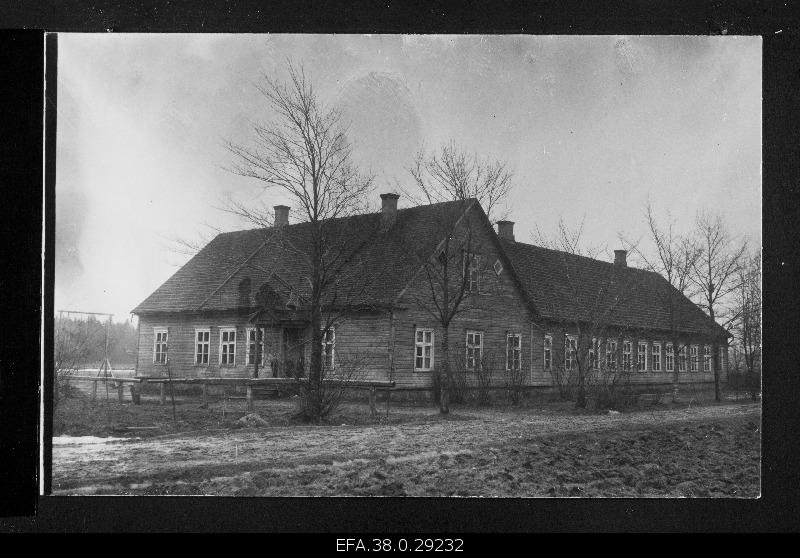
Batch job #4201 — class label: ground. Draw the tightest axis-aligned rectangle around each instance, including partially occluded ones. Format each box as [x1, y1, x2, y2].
[52, 389, 761, 497]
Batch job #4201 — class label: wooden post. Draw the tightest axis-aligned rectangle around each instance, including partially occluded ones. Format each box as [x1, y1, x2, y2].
[160, 382, 166, 405]
[201, 383, 208, 408]
[246, 385, 254, 412]
[91, 379, 97, 401]
[117, 382, 124, 403]
[369, 386, 376, 418]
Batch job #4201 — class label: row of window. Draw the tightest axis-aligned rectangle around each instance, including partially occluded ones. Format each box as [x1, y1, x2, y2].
[413, 328, 522, 372]
[543, 335, 723, 373]
[152, 327, 335, 368]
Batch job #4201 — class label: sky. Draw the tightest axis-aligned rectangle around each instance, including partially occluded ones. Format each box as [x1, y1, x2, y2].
[55, 34, 761, 323]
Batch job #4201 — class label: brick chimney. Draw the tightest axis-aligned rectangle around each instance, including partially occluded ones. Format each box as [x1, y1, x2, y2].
[614, 249, 628, 268]
[497, 220, 515, 241]
[380, 193, 399, 230]
[273, 205, 290, 228]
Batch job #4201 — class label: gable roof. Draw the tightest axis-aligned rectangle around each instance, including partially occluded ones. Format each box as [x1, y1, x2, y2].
[132, 199, 472, 315]
[499, 239, 729, 338]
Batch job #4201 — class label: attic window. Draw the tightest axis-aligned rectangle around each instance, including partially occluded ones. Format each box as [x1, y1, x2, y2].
[493, 259, 503, 275]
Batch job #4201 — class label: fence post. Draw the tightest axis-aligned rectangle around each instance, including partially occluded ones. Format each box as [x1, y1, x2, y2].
[246, 385, 254, 412]
[160, 382, 166, 405]
[369, 386, 376, 418]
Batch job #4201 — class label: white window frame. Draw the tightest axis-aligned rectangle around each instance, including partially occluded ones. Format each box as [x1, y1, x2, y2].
[543, 334, 552, 371]
[564, 335, 577, 371]
[622, 340, 632, 371]
[665, 343, 674, 372]
[506, 333, 521, 371]
[606, 339, 617, 370]
[703, 345, 711, 372]
[690, 345, 699, 372]
[466, 330, 483, 370]
[322, 327, 336, 370]
[637, 341, 648, 372]
[414, 328, 434, 372]
[153, 327, 168, 365]
[195, 328, 210, 366]
[463, 251, 480, 293]
[678, 345, 687, 372]
[652, 342, 661, 372]
[219, 327, 237, 366]
[588, 338, 599, 371]
[246, 327, 265, 366]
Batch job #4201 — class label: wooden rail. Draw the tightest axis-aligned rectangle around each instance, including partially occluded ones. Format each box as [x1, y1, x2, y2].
[67, 375, 395, 416]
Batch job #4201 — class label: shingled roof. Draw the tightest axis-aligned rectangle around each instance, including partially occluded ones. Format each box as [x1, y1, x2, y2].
[132, 199, 471, 315]
[499, 239, 729, 338]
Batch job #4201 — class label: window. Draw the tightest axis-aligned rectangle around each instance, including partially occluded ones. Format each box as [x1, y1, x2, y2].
[463, 252, 480, 292]
[622, 340, 632, 371]
[606, 339, 617, 370]
[415, 328, 434, 371]
[637, 341, 647, 372]
[466, 330, 483, 369]
[544, 334, 552, 370]
[153, 328, 168, 364]
[690, 345, 699, 372]
[506, 334, 521, 371]
[246, 327, 265, 366]
[322, 327, 336, 370]
[665, 343, 674, 372]
[678, 345, 687, 372]
[589, 338, 599, 370]
[493, 259, 503, 275]
[652, 343, 661, 372]
[195, 328, 210, 365]
[564, 336, 577, 371]
[703, 345, 711, 372]
[219, 328, 236, 366]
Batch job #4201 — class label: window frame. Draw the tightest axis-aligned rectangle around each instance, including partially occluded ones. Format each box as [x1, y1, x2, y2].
[606, 339, 618, 370]
[665, 343, 674, 372]
[195, 327, 210, 366]
[678, 344, 687, 372]
[246, 327, 265, 366]
[543, 334, 553, 371]
[652, 342, 661, 372]
[637, 341, 648, 372]
[465, 330, 484, 370]
[506, 333, 522, 372]
[462, 251, 480, 293]
[690, 344, 699, 372]
[153, 327, 168, 365]
[564, 335, 577, 371]
[219, 327, 237, 367]
[703, 345, 712, 372]
[414, 328, 434, 372]
[588, 338, 599, 371]
[622, 340, 632, 371]
[322, 326, 336, 371]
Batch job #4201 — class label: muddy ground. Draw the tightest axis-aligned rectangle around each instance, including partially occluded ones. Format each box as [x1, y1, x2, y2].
[52, 394, 760, 497]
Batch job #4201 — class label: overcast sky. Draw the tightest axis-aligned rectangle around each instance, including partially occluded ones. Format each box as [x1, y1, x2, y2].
[56, 34, 761, 322]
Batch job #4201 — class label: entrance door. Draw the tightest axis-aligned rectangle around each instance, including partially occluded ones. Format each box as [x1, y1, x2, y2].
[282, 328, 306, 377]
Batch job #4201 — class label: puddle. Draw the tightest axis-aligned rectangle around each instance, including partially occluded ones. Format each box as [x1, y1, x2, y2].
[53, 435, 138, 445]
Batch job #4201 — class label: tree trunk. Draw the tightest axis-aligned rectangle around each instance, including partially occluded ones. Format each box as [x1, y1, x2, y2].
[439, 325, 450, 414]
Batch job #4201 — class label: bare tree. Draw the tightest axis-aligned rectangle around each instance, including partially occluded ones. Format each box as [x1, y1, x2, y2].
[54, 316, 102, 407]
[403, 141, 513, 223]
[689, 211, 747, 401]
[398, 143, 514, 413]
[620, 202, 702, 402]
[532, 216, 607, 259]
[732, 249, 761, 400]
[226, 62, 373, 422]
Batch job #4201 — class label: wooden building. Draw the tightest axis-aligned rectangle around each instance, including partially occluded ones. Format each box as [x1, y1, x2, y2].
[133, 194, 729, 393]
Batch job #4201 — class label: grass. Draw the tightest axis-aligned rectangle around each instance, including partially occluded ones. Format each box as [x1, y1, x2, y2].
[52, 391, 760, 497]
